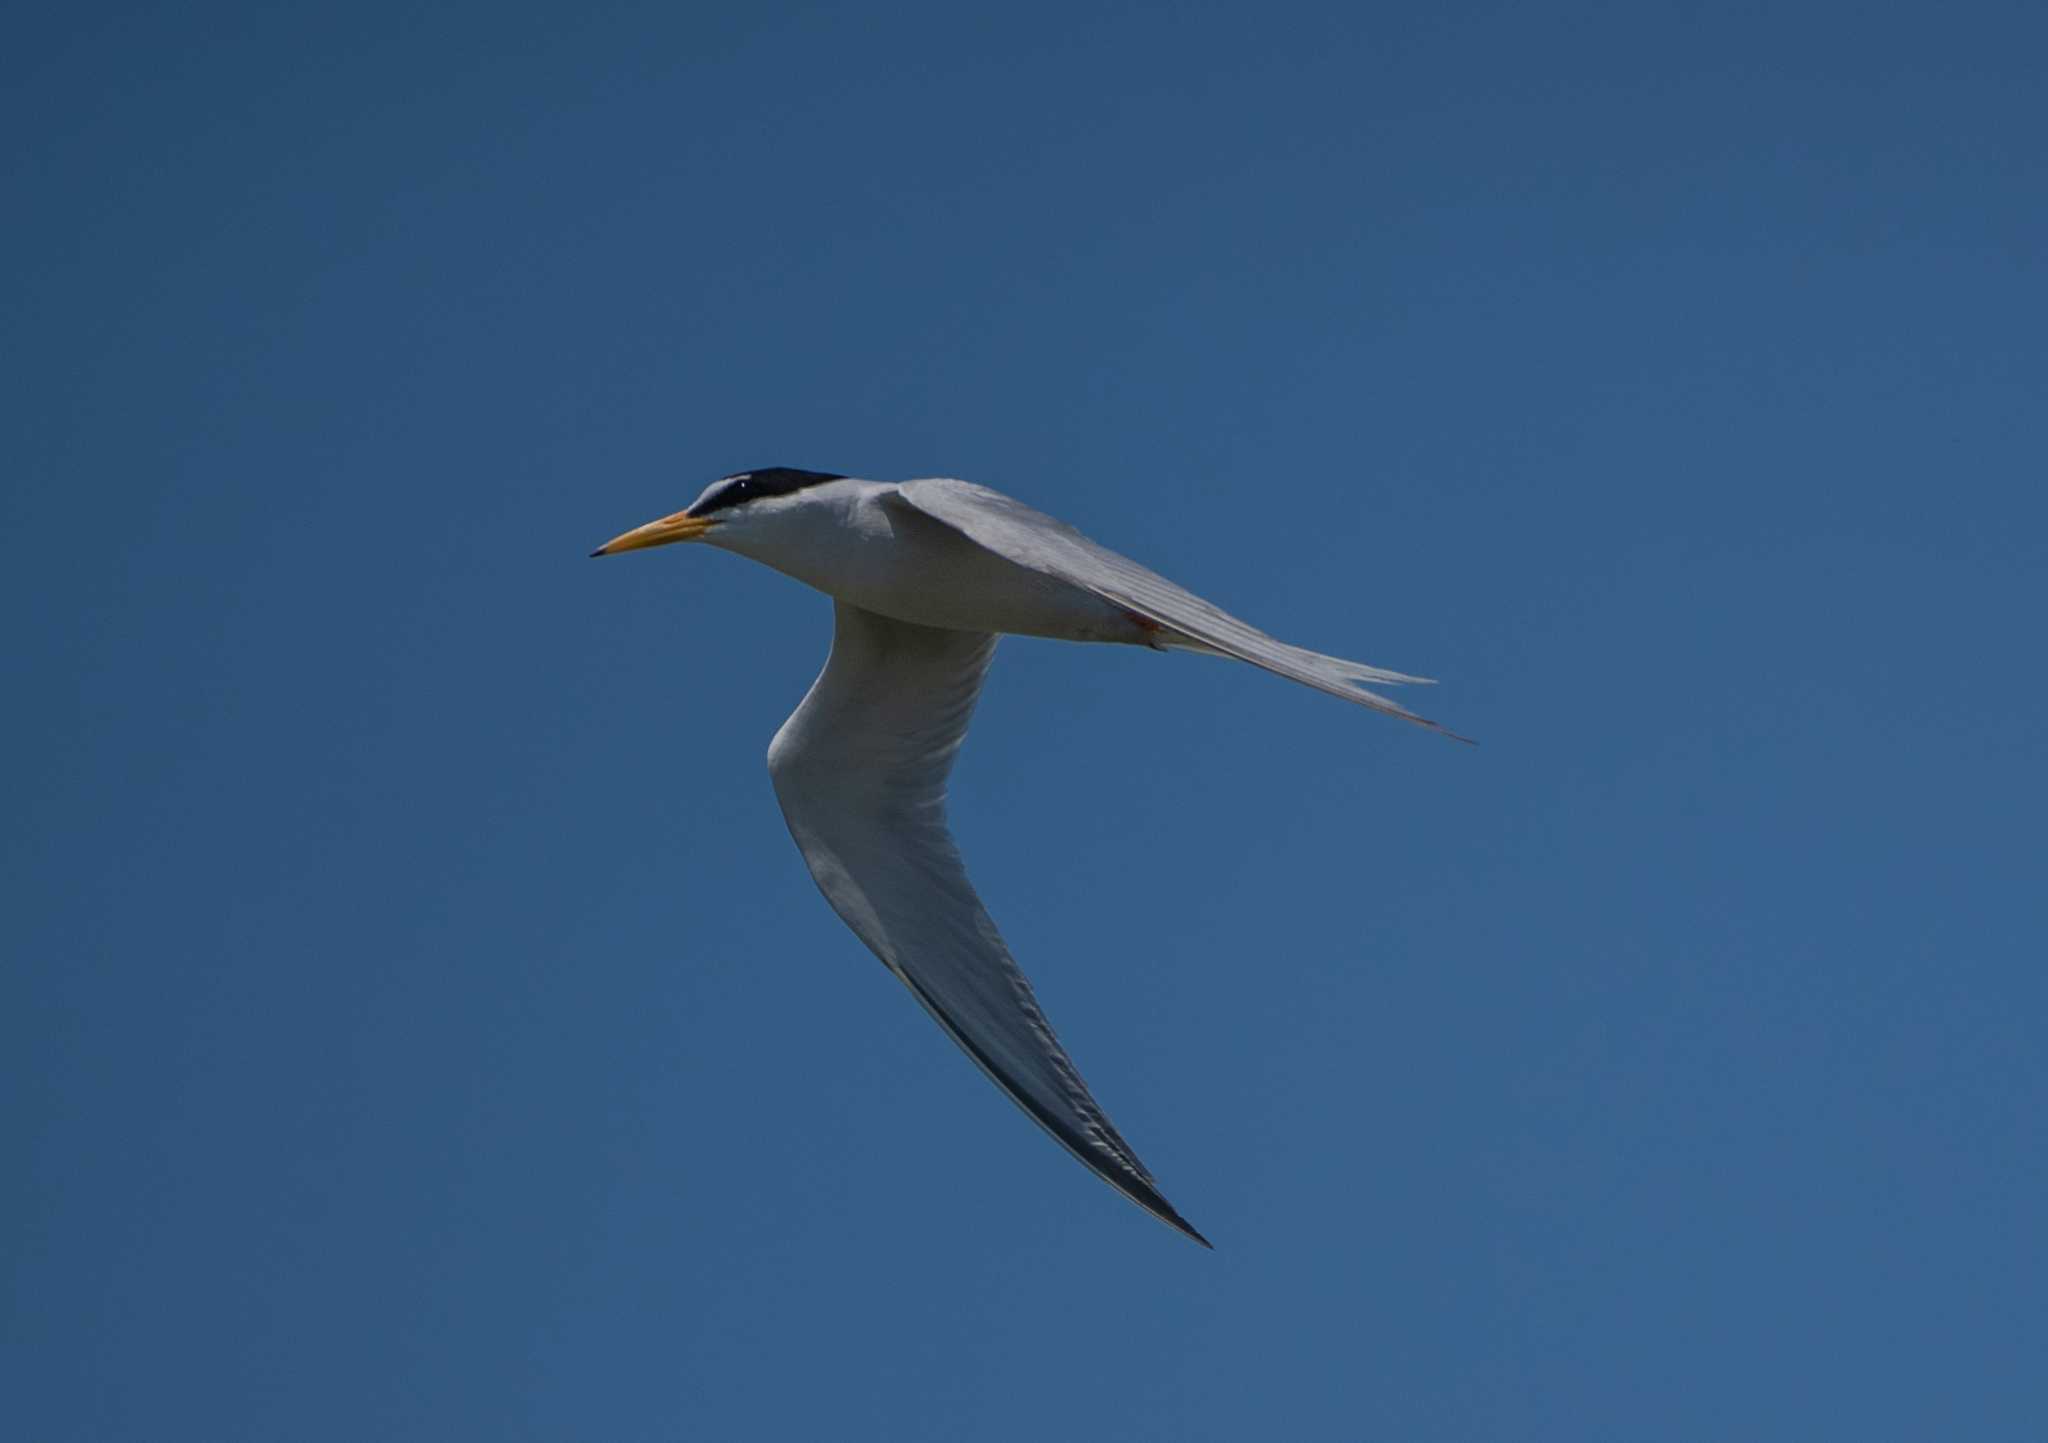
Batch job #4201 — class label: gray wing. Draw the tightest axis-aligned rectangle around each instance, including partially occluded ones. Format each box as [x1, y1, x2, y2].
[890, 478, 1468, 741]
[767, 601, 1209, 1247]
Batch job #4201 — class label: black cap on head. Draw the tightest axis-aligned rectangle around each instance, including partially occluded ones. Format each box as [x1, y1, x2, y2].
[687, 467, 846, 518]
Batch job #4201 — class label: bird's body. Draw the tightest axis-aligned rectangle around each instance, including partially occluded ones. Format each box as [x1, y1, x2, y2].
[595, 470, 1461, 1247]
[709, 477, 1154, 643]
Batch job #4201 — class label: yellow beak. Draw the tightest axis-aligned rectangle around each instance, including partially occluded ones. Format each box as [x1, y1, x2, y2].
[590, 509, 718, 557]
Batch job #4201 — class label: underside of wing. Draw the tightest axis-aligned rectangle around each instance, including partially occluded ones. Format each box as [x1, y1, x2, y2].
[889, 479, 1469, 741]
[767, 601, 1210, 1247]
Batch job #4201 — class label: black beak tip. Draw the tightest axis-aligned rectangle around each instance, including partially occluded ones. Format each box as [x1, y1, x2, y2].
[588, 546, 607, 558]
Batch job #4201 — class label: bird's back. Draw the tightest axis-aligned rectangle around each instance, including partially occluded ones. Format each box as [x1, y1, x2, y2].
[732, 480, 1155, 644]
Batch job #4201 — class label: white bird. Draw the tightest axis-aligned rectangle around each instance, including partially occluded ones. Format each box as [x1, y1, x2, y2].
[593, 469, 1463, 1246]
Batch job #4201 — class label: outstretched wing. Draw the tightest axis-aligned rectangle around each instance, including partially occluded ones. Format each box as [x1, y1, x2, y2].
[889, 479, 1469, 740]
[767, 601, 1210, 1247]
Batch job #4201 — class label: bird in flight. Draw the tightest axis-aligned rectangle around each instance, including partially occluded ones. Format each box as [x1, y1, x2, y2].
[593, 468, 1463, 1246]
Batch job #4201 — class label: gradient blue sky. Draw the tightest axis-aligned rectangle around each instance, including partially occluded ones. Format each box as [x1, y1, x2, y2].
[6, 2, 2044, 1438]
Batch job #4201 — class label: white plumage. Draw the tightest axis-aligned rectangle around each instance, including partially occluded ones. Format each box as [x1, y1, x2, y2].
[594, 471, 1463, 1246]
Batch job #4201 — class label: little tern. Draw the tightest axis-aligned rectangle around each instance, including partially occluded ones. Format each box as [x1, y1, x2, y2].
[593, 469, 1463, 1246]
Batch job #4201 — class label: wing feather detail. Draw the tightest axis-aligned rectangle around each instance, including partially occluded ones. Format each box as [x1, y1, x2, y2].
[890, 479, 1469, 741]
[767, 601, 1210, 1247]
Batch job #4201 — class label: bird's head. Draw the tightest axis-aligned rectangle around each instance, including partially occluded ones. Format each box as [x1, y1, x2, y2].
[590, 467, 848, 557]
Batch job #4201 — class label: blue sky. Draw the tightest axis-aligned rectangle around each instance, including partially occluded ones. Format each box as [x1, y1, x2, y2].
[6, 2, 2044, 1438]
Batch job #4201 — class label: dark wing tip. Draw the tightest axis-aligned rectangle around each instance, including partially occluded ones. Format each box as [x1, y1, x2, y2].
[1113, 1161, 1212, 1248]
[1116, 1162, 1211, 1247]
[1156, 1200, 1215, 1249]
[896, 969, 1212, 1249]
